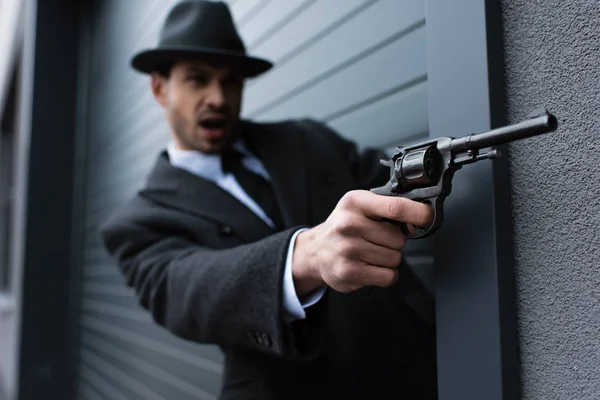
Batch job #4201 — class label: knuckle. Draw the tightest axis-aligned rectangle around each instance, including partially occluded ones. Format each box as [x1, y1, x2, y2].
[379, 269, 397, 287]
[392, 228, 407, 248]
[335, 215, 358, 237]
[388, 269, 399, 285]
[337, 264, 358, 283]
[397, 234, 407, 250]
[338, 190, 361, 210]
[381, 268, 399, 287]
[337, 241, 356, 258]
[388, 199, 407, 222]
[391, 251, 402, 267]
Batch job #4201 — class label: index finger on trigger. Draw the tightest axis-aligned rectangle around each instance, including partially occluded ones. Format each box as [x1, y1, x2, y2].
[359, 192, 433, 227]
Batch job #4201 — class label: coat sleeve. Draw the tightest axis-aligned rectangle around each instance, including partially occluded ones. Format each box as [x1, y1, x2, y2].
[301, 119, 436, 326]
[99, 204, 326, 361]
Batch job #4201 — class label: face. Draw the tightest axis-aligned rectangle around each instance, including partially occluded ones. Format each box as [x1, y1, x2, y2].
[151, 59, 245, 154]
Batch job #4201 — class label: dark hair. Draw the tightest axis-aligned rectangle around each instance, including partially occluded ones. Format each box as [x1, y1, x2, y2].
[154, 61, 174, 78]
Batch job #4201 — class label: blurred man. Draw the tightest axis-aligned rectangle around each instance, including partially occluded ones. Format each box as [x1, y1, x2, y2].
[101, 1, 438, 399]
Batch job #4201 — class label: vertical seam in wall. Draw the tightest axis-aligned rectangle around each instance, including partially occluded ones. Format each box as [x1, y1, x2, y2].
[69, 3, 97, 397]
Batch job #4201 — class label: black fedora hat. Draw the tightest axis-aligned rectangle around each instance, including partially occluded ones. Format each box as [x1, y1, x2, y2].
[131, 0, 273, 77]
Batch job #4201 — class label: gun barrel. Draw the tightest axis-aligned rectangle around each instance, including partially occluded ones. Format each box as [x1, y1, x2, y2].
[449, 109, 557, 153]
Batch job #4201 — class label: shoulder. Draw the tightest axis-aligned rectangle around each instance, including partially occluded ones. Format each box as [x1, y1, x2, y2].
[241, 117, 350, 148]
[99, 192, 185, 241]
[242, 116, 331, 131]
[98, 195, 157, 236]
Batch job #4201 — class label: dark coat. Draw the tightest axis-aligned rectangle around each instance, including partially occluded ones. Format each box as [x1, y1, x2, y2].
[100, 119, 438, 400]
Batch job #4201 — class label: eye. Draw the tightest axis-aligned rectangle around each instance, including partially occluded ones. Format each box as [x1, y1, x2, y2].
[187, 75, 207, 85]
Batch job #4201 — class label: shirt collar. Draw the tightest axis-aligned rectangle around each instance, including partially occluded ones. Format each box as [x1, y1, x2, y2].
[166, 138, 259, 183]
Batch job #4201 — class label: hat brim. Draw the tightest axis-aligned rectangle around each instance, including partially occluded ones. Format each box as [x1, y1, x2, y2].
[131, 46, 273, 78]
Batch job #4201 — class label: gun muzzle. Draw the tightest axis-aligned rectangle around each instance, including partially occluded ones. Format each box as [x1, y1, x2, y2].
[449, 108, 558, 153]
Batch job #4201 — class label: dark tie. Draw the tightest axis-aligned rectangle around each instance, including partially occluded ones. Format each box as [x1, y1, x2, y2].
[221, 150, 284, 230]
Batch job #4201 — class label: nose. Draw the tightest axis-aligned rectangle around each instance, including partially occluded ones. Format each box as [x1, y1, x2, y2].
[205, 80, 226, 109]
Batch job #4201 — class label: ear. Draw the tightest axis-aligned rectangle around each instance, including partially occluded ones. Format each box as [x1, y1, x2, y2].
[150, 73, 168, 107]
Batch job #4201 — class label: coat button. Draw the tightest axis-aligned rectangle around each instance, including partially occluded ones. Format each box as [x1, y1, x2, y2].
[248, 332, 273, 348]
[260, 333, 272, 348]
[219, 225, 233, 236]
[323, 175, 334, 185]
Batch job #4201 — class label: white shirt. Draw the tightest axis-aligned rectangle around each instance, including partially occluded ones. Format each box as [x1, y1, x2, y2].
[166, 140, 326, 321]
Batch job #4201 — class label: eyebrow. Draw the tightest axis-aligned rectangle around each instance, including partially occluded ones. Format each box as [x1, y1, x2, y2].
[184, 67, 210, 75]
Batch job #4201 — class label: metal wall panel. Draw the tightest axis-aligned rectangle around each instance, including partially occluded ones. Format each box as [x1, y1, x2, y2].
[426, 1, 518, 398]
[73, 0, 430, 398]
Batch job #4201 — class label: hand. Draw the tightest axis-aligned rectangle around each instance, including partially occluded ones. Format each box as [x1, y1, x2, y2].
[292, 190, 433, 295]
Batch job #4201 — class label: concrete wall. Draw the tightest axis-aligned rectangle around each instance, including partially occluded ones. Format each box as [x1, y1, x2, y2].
[501, 0, 600, 398]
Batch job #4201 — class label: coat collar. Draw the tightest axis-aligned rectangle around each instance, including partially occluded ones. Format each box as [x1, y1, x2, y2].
[139, 120, 309, 241]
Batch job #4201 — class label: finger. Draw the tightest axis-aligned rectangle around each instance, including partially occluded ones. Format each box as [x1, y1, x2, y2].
[406, 223, 417, 238]
[360, 265, 398, 288]
[361, 219, 407, 251]
[343, 190, 433, 227]
[384, 197, 433, 227]
[353, 241, 402, 268]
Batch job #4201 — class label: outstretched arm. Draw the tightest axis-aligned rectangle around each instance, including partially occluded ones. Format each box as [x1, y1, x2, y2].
[100, 204, 326, 361]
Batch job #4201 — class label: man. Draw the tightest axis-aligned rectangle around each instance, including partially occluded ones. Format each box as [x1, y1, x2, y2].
[101, 1, 438, 399]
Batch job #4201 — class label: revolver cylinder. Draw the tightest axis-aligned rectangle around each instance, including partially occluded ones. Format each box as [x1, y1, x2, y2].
[394, 145, 442, 192]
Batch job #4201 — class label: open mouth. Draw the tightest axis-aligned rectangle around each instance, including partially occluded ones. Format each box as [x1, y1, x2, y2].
[199, 117, 228, 139]
[200, 118, 227, 129]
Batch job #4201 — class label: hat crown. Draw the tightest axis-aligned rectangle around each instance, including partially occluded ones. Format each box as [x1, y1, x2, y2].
[159, 0, 246, 53]
[130, 0, 273, 77]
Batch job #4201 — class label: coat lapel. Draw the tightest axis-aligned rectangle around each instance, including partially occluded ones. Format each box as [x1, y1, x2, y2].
[241, 120, 309, 228]
[139, 120, 311, 242]
[139, 151, 274, 242]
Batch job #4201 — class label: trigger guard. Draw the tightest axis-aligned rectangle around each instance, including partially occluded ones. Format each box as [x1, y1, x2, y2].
[409, 197, 444, 239]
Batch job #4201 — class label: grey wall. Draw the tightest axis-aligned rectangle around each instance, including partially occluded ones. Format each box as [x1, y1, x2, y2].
[501, 0, 600, 398]
[73, 0, 429, 398]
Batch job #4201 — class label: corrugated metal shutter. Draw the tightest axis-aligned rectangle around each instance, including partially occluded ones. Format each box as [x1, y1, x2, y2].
[74, 1, 430, 398]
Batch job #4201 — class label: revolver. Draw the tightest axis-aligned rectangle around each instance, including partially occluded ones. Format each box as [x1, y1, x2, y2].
[371, 108, 558, 239]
